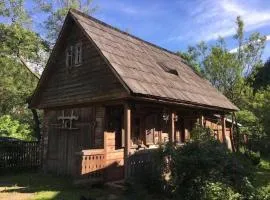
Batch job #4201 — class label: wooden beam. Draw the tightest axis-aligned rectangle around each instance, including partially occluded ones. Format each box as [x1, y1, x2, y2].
[199, 115, 204, 127]
[124, 103, 131, 179]
[170, 112, 175, 143]
[221, 114, 226, 143]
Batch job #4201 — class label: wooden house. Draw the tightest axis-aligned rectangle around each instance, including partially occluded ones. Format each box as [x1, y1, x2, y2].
[29, 9, 238, 182]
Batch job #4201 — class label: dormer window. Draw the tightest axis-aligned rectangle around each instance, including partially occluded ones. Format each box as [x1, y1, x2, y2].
[66, 42, 82, 67]
[157, 62, 178, 76]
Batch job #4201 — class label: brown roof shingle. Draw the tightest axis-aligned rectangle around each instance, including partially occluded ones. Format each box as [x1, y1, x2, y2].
[70, 9, 238, 111]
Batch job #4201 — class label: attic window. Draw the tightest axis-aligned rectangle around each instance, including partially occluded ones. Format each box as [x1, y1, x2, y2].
[157, 62, 178, 76]
[66, 42, 82, 67]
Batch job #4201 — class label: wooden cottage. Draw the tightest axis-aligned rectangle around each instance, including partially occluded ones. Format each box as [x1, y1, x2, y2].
[30, 9, 238, 182]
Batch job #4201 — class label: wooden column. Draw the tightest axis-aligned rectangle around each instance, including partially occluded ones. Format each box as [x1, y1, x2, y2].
[124, 103, 131, 179]
[199, 115, 204, 127]
[221, 114, 226, 143]
[170, 112, 175, 143]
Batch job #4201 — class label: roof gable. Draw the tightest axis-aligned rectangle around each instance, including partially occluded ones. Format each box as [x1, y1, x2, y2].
[30, 13, 129, 108]
[70, 9, 238, 111]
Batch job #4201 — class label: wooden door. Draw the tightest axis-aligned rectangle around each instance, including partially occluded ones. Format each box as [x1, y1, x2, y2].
[57, 130, 80, 175]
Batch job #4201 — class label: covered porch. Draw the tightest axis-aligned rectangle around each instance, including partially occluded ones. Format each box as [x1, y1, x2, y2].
[74, 100, 231, 182]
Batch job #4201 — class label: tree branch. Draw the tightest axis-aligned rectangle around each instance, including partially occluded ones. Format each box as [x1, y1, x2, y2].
[18, 55, 40, 79]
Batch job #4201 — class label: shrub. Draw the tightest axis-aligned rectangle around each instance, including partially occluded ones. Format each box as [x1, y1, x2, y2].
[245, 150, 261, 165]
[0, 115, 33, 140]
[136, 127, 260, 199]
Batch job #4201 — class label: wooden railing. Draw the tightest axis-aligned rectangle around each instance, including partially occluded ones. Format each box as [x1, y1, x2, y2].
[75, 149, 105, 181]
[127, 149, 156, 178]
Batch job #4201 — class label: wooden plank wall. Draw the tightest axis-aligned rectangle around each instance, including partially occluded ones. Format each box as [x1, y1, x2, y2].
[43, 106, 105, 175]
[36, 18, 127, 108]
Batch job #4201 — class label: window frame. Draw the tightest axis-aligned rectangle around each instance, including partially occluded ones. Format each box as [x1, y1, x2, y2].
[66, 42, 83, 68]
[74, 42, 82, 66]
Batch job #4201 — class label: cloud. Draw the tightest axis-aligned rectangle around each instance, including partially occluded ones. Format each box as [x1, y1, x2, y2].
[229, 34, 270, 53]
[170, 0, 270, 42]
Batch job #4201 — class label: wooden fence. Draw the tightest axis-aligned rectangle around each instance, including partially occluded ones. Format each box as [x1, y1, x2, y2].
[127, 149, 156, 178]
[0, 141, 41, 170]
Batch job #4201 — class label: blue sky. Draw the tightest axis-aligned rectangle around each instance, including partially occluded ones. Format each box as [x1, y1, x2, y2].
[91, 0, 270, 60]
[3, 0, 270, 60]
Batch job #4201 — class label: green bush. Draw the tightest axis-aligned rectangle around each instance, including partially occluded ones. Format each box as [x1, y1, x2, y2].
[0, 115, 33, 140]
[245, 150, 261, 166]
[136, 130, 261, 199]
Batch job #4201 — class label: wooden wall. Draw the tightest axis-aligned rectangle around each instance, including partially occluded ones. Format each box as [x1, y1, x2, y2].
[34, 18, 127, 108]
[42, 106, 105, 175]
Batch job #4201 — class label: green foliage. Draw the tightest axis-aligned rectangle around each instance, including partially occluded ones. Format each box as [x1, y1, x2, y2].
[0, 0, 31, 26]
[252, 59, 270, 90]
[0, 115, 33, 140]
[190, 123, 214, 142]
[34, 0, 98, 42]
[177, 51, 202, 74]
[137, 131, 262, 199]
[245, 150, 261, 166]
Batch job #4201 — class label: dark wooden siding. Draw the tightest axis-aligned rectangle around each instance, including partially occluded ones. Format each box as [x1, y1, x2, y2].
[43, 106, 105, 175]
[36, 19, 127, 108]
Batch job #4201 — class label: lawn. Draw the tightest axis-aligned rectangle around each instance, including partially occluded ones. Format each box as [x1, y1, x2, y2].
[0, 171, 157, 200]
[253, 156, 270, 198]
[0, 172, 120, 200]
[0, 157, 269, 200]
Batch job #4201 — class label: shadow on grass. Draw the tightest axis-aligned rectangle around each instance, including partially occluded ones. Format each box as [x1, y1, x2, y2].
[253, 156, 270, 188]
[0, 172, 110, 200]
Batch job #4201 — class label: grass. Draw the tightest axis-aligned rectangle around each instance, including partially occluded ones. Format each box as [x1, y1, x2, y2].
[0, 171, 156, 200]
[1, 157, 269, 200]
[253, 156, 270, 198]
[0, 172, 114, 200]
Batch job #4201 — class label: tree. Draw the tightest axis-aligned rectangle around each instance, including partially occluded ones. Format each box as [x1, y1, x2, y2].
[252, 58, 270, 90]
[34, 0, 98, 43]
[178, 16, 267, 152]
[0, 0, 48, 140]
[178, 17, 266, 107]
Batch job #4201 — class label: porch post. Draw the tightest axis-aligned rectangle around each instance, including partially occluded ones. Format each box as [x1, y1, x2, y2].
[124, 103, 131, 179]
[170, 112, 175, 143]
[221, 114, 226, 143]
[199, 115, 204, 127]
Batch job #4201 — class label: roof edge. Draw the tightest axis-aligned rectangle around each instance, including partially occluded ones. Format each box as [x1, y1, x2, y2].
[69, 9, 132, 95]
[131, 93, 239, 112]
[69, 9, 184, 60]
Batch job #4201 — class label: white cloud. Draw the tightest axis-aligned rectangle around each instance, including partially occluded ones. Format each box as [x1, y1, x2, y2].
[229, 34, 270, 53]
[171, 0, 270, 42]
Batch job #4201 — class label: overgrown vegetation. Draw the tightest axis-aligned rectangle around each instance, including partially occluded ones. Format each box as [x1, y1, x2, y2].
[136, 127, 270, 200]
[178, 16, 270, 156]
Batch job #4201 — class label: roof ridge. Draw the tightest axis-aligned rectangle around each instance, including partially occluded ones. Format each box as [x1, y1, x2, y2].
[69, 8, 183, 60]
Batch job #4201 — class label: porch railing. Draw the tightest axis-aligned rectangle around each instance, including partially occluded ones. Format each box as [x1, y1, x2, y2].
[127, 149, 156, 178]
[75, 149, 105, 181]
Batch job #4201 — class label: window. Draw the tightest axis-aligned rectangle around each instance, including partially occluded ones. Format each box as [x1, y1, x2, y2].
[66, 46, 73, 67]
[157, 62, 179, 76]
[66, 42, 82, 67]
[75, 43, 82, 65]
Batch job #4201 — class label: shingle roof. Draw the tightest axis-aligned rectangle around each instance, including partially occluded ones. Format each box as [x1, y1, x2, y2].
[70, 9, 238, 111]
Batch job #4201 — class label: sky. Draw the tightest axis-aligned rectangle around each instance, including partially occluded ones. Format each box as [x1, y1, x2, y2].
[2, 0, 270, 60]
[89, 0, 270, 60]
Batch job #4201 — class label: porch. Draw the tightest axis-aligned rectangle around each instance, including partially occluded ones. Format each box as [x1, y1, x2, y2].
[73, 101, 230, 182]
